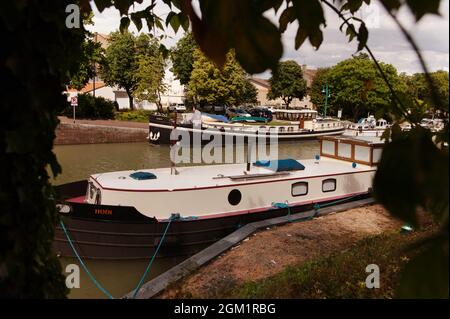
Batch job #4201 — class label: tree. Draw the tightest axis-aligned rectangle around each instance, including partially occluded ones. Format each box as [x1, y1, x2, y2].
[238, 79, 258, 105]
[170, 32, 196, 85]
[326, 53, 405, 121]
[68, 37, 103, 90]
[187, 49, 251, 106]
[134, 53, 167, 111]
[3, 0, 447, 298]
[267, 60, 307, 108]
[406, 70, 449, 111]
[100, 32, 163, 110]
[310, 67, 331, 114]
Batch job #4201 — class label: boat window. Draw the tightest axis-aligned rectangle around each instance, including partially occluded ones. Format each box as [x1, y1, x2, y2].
[292, 182, 308, 196]
[322, 178, 337, 192]
[228, 189, 242, 206]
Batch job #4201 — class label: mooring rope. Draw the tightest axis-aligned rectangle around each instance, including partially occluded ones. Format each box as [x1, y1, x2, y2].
[313, 194, 362, 216]
[131, 215, 176, 299]
[59, 220, 115, 299]
[60, 214, 176, 299]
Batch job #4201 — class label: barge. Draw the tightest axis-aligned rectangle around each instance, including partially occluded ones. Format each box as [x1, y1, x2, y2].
[54, 136, 383, 259]
[148, 109, 345, 145]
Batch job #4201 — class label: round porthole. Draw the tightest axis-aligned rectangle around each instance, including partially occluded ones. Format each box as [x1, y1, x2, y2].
[228, 189, 242, 206]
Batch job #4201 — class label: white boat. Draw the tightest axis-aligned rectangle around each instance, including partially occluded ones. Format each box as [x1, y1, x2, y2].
[54, 135, 383, 259]
[148, 109, 345, 145]
[345, 115, 389, 137]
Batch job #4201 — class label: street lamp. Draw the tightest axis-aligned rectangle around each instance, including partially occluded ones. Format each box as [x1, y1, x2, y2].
[321, 83, 331, 118]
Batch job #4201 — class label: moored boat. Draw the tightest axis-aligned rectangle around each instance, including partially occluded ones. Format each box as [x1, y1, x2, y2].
[344, 115, 390, 137]
[54, 136, 383, 259]
[148, 109, 345, 145]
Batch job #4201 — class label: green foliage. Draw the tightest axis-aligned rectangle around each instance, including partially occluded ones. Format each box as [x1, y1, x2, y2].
[187, 49, 254, 106]
[170, 33, 197, 85]
[239, 80, 259, 105]
[325, 53, 405, 121]
[0, 0, 88, 297]
[100, 32, 164, 110]
[134, 52, 166, 110]
[60, 94, 115, 119]
[310, 67, 331, 114]
[68, 36, 103, 90]
[267, 60, 307, 108]
[404, 71, 449, 111]
[221, 228, 439, 298]
[115, 110, 155, 122]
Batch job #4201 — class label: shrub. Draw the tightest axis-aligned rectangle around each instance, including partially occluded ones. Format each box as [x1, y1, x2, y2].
[61, 93, 115, 119]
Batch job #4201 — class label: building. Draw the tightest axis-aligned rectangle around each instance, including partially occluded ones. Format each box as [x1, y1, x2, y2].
[249, 65, 317, 109]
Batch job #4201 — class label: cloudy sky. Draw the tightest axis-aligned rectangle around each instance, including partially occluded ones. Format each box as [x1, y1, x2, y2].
[87, 0, 449, 77]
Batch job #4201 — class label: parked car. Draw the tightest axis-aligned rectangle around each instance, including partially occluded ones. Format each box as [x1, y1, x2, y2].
[248, 108, 273, 122]
[168, 103, 186, 112]
[226, 107, 251, 119]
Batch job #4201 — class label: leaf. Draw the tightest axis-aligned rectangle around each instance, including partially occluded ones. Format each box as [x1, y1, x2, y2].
[295, 28, 308, 50]
[120, 16, 130, 33]
[291, 0, 325, 50]
[165, 11, 176, 27]
[235, 16, 283, 74]
[346, 25, 357, 42]
[168, 13, 181, 33]
[356, 22, 368, 51]
[279, 7, 296, 33]
[405, 0, 441, 21]
[93, 0, 113, 12]
[130, 12, 142, 31]
[342, 0, 365, 14]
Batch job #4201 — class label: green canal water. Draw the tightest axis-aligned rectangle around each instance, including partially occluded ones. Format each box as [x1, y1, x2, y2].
[52, 140, 320, 298]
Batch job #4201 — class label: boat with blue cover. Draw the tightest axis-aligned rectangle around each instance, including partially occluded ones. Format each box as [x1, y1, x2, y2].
[54, 136, 382, 259]
[148, 109, 345, 145]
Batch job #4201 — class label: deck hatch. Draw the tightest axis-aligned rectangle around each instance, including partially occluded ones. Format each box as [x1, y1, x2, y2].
[129, 172, 157, 180]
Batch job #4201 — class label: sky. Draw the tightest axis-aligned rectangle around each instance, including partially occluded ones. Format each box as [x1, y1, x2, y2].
[86, 0, 449, 77]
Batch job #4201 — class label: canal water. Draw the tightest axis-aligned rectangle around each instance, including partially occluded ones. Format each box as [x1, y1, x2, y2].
[53, 140, 320, 298]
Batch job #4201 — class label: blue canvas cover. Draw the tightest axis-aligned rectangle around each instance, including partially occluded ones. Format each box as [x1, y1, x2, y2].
[202, 112, 229, 123]
[253, 159, 305, 172]
[129, 171, 157, 180]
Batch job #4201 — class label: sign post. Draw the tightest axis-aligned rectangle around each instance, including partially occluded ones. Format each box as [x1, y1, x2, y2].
[70, 96, 78, 123]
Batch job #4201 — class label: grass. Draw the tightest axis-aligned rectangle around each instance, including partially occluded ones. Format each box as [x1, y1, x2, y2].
[219, 227, 435, 299]
[114, 110, 157, 122]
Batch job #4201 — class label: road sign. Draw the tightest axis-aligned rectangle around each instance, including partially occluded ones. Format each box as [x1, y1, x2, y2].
[70, 96, 78, 107]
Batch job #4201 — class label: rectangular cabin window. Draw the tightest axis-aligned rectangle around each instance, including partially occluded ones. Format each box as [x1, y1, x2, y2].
[292, 182, 308, 196]
[322, 178, 336, 192]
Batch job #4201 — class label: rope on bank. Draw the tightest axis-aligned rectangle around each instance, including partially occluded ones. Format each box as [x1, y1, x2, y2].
[59, 220, 115, 299]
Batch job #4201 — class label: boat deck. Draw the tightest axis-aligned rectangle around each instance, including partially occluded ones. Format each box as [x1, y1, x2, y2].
[91, 158, 374, 192]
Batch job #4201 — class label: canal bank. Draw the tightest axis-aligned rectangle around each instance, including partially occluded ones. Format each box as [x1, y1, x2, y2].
[55, 116, 148, 145]
[155, 204, 412, 299]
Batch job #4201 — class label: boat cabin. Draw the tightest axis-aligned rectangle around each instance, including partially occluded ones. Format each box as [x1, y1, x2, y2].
[319, 136, 384, 166]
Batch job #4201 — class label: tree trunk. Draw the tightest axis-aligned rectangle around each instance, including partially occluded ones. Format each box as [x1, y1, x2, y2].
[125, 88, 134, 110]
